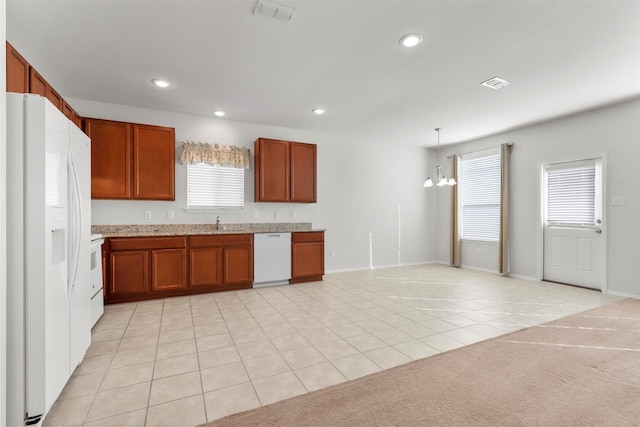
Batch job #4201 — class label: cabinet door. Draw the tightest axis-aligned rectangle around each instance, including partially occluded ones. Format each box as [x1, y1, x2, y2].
[224, 246, 253, 285]
[46, 87, 63, 111]
[110, 250, 148, 297]
[190, 247, 223, 287]
[292, 242, 324, 279]
[71, 113, 82, 129]
[290, 142, 317, 203]
[255, 138, 290, 202]
[85, 119, 132, 199]
[6, 42, 29, 93]
[133, 124, 175, 200]
[62, 102, 73, 120]
[151, 248, 187, 292]
[29, 68, 48, 97]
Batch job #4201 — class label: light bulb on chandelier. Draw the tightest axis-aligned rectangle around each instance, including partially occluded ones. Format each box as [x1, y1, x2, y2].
[423, 128, 456, 188]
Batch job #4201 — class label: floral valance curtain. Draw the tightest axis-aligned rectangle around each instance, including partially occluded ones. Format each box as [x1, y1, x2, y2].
[180, 141, 251, 169]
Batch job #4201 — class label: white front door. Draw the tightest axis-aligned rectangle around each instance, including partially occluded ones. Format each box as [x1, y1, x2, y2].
[542, 158, 604, 290]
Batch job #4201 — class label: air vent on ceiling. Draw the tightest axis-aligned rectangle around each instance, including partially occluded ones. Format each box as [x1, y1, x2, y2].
[481, 76, 510, 90]
[254, 0, 297, 22]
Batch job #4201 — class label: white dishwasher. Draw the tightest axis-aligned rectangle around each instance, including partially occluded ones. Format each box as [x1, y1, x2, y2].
[253, 232, 291, 287]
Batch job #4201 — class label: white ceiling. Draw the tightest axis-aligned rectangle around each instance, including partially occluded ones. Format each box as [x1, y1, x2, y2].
[7, 0, 640, 147]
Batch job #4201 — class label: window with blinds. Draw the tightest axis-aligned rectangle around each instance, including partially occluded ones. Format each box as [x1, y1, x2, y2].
[546, 162, 596, 226]
[460, 151, 501, 241]
[187, 164, 244, 208]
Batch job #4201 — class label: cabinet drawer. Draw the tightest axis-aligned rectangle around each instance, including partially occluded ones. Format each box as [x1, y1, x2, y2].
[110, 237, 186, 251]
[292, 231, 324, 243]
[189, 234, 253, 248]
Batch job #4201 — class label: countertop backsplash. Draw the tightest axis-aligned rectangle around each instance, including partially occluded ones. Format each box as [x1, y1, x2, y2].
[92, 222, 315, 237]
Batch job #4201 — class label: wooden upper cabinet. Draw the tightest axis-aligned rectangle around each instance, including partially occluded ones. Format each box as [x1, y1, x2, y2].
[29, 67, 48, 97]
[28, 68, 63, 110]
[85, 118, 175, 200]
[7, 42, 78, 118]
[85, 119, 132, 199]
[254, 138, 316, 203]
[62, 102, 73, 119]
[46, 87, 63, 111]
[6, 42, 29, 93]
[71, 112, 82, 128]
[290, 142, 317, 203]
[133, 124, 175, 200]
[255, 138, 290, 202]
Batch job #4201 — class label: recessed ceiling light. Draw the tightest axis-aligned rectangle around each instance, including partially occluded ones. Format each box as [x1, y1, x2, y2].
[399, 33, 423, 48]
[151, 79, 171, 88]
[312, 107, 325, 115]
[213, 110, 226, 117]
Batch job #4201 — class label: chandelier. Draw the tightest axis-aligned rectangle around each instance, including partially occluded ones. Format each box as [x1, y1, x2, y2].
[423, 128, 456, 187]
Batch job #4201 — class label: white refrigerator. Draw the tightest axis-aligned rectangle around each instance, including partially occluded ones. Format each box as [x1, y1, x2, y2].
[6, 93, 92, 426]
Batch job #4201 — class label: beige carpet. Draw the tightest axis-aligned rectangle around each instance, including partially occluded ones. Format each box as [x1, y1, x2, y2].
[203, 298, 640, 427]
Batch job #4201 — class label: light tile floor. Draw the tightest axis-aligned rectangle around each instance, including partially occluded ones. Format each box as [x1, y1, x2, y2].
[44, 264, 621, 426]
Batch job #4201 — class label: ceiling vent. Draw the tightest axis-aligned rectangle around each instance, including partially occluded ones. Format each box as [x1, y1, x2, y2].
[254, 0, 297, 22]
[481, 76, 510, 90]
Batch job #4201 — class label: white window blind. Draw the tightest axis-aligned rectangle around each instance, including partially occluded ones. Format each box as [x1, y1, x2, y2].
[546, 163, 595, 226]
[460, 152, 501, 241]
[187, 164, 244, 208]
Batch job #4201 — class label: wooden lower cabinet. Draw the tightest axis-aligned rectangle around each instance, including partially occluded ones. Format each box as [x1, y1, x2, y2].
[105, 234, 253, 303]
[190, 247, 223, 287]
[224, 246, 253, 285]
[109, 250, 148, 298]
[107, 236, 187, 303]
[291, 231, 324, 283]
[189, 234, 253, 289]
[105, 231, 325, 303]
[151, 248, 187, 292]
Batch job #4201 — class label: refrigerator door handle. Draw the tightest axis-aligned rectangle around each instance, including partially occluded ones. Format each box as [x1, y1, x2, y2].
[68, 150, 82, 296]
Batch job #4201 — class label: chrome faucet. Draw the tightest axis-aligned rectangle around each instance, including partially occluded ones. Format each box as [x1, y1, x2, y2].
[215, 216, 221, 231]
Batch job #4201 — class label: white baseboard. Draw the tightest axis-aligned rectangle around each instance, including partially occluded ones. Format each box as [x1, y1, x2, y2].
[604, 289, 640, 299]
[325, 260, 434, 275]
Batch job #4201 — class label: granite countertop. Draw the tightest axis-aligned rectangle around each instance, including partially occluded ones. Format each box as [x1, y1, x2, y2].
[92, 223, 323, 238]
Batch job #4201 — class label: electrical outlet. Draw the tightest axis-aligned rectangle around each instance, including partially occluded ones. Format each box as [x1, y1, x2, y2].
[274, 211, 281, 219]
[330, 249, 335, 257]
[291, 210, 297, 219]
[144, 211, 152, 220]
[167, 210, 175, 219]
[253, 210, 259, 219]
[612, 196, 625, 206]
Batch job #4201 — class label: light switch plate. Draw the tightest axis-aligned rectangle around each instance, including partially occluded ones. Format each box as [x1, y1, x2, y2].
[253, 210, 259, 219]
[167, 210, 175, 219]
[144, 210, 152, 219]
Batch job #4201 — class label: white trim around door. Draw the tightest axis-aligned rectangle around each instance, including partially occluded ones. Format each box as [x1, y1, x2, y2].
[537, 153, 607, 292]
